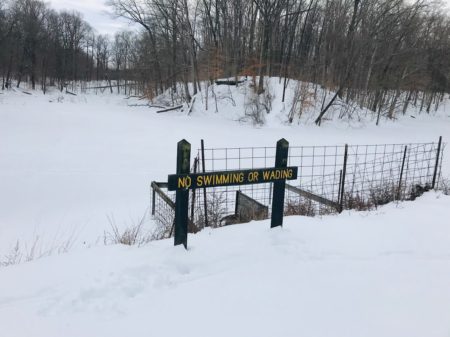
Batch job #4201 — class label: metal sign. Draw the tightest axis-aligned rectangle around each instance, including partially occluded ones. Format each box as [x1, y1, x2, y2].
[168, 167, 298, 191]
[169, 138, 293, 249]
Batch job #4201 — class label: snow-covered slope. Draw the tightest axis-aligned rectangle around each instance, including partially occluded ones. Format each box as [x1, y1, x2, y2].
[169, 77, 450, 127]
[1, 193, 450, 337]
[0, 86, 449, 257]
[1, 82, 450, 337]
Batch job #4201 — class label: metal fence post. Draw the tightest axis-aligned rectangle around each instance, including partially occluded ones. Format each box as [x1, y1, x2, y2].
[339, 144, 348, 213]
[151, 183, 156, 216]
[201, 139, 209, 227]
[337, 169, 342, 205]
[432, 136, 442, 189]
[397, 146, 408, 200]
[271, 138, 289, 228]
[174, 139, 191, 248]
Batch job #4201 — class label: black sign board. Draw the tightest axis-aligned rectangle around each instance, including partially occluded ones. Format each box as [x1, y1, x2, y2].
[168, 167, 298, 191]
[169, 138, 293, 249]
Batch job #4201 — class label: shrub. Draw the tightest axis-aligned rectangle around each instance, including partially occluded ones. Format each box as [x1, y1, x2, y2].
[284, 198, 316, 217]
[104, 213, 153, 246]
[438, 177, 450, 195]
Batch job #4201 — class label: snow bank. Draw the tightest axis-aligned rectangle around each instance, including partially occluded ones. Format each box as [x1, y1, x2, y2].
[1, 193, 450, 337]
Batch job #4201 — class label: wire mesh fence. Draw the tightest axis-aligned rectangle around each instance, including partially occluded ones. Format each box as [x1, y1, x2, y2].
[151, 138, 445, 234]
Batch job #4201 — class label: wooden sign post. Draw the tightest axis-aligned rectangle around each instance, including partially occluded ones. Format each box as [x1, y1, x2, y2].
[174, 139, 191, 248]
[271, 138, 289, 228]
[170, 139, 295, 248]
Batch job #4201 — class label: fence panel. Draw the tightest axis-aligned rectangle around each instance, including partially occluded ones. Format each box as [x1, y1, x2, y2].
[151, 139, 445, 232]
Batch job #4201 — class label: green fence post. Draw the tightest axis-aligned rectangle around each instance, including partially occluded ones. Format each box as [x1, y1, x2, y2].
[271, 138, 289, 228]
[174, 139, 191, 248]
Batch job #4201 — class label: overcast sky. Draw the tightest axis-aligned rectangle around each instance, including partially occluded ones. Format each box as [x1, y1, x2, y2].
[47, 0, 134, 36]
[48, 0, 450, 36]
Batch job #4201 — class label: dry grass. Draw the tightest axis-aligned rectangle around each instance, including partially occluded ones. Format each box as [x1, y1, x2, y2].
[283, 182, 436, 217]
[103, 212, 155, 246]
[284, 198, 317, 217]
[1, 235, 76, 267]
[438, 177, 450, 195]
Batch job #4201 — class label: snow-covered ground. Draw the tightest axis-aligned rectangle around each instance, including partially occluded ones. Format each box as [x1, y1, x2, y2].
[1, 193, 450, 337]
[1, 82, 449, 256]
[0, 80, 450, 336]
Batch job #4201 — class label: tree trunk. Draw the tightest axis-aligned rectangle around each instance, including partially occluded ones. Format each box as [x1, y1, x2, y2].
[315, 0, 361, 125]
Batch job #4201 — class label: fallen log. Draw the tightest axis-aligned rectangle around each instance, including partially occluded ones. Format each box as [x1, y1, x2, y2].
[128, 104, 167, 109]
[215, 80, 245, 86]
[85, 83, 138, 90]
[123, 95, 142, 99]
[156, 105, 183, 113]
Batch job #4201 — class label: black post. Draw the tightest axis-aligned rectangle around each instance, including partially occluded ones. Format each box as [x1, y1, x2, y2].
[432, 136, 442, 189]
[339, 145, 348, 213]
[201, 139, 209, 227]
[271, 139, 289, 228]
[174, 140, 191, 248]
[151, 183, 156, 215]
[397, 146, 408, 200]
[337, 170, 342, 205]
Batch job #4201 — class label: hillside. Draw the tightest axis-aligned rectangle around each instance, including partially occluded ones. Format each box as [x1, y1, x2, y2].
[156, 77, 450, 127]
[1, 193, 450, 337]
[0, 82, 449, 259]
[0, 78, 450, 336]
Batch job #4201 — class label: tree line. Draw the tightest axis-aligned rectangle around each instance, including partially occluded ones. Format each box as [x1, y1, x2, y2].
[106, 0, 450, 122]
[0, 0, 135, 93]
[1, 0, 450, 123]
